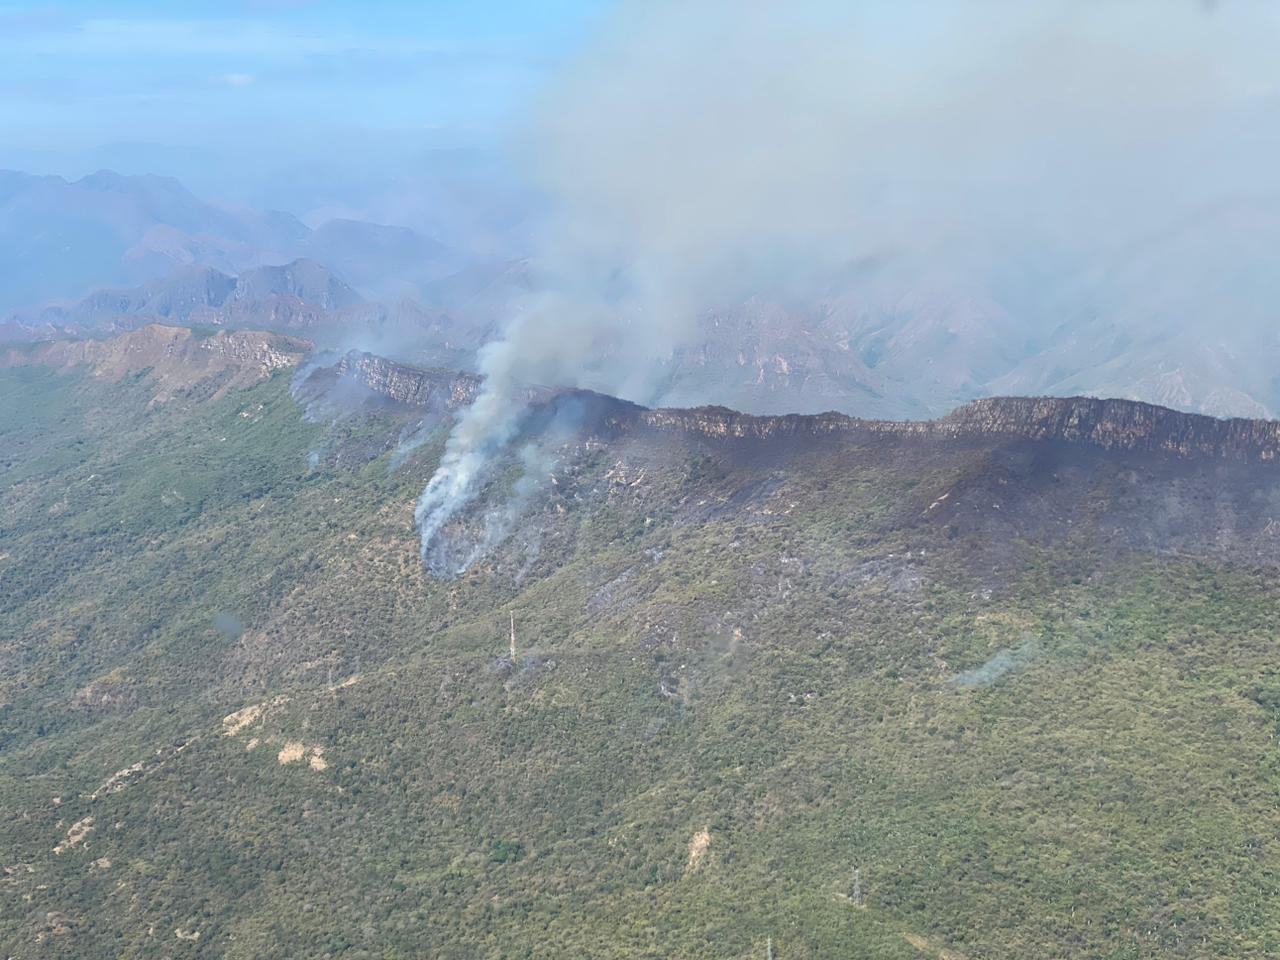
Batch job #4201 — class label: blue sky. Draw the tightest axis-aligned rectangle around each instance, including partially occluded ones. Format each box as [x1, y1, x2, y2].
[0, 1, 607, 204]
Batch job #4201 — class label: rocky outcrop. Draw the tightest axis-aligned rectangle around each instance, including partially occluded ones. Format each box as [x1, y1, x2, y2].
[332, 352, 481, 409]
[631, 406, 855, 440]
[327, 352, 645, 432]
[198, 328, 310, 373]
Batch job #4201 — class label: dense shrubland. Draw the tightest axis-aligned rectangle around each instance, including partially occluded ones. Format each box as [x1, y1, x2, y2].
[2, 366, 1279, 958]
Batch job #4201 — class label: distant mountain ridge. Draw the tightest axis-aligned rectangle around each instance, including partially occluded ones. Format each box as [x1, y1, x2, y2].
[0, 255, 502, 380]
[0, 168, 464, 312]
[10, 259, 358, 324]
[5, 167, 1279, 424]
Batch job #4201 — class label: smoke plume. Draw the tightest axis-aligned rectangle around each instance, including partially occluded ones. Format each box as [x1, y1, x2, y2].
[416, 0, 1280, 567]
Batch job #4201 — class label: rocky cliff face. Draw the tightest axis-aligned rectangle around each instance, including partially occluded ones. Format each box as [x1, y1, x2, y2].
[198, 328, 310, 373]
[328, 351, 1280, 463]
[630, 407, 855, 441]
[332, 352, 482, 410]
[627, 396, 1280, 462]
[929, 396, 1280, 461]
[327, 352, 642, 427]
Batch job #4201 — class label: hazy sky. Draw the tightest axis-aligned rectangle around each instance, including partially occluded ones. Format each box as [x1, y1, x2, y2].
[0, 1, 606, 209]
[2, 0, 1276, 239]
[3, 0, 1279, 423]
[0, 2, 962, 195]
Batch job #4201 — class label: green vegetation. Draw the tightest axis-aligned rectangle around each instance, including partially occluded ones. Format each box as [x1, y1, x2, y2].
[2, 365, 1279, 958]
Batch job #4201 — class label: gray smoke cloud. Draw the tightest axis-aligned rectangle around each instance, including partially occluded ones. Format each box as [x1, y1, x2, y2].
[416, 0, 1280, 566]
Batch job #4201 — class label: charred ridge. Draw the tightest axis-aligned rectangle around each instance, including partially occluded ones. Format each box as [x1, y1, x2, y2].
[929, 396, 1280, 461]
[626, 396, 1280, 462]
[330, 352, 1280, 463]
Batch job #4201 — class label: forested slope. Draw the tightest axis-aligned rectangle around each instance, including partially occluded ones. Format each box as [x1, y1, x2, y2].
[2, 334, 1279, 958]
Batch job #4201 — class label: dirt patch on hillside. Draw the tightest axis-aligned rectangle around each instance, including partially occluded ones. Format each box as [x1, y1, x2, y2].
[54, 816, 94, 854]
[223, 704, 264, 736]
[222, 695, 291, 736]
[88, 760, 145, 800]
[685, 828, 711, 874]
[902, 932, 968, 960]
[277, 742, 306, 764]
[278, 742, 329, 770]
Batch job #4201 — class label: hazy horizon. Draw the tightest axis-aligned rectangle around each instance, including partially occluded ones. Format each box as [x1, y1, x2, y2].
[3, 0, 1279, 419]
[8, 1, 1274, 230]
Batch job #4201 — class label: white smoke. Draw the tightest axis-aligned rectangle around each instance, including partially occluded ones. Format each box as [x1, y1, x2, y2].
[416, 0, 1280, 566]
[414, 376, 579, 576]
[413, 367, 529, 566]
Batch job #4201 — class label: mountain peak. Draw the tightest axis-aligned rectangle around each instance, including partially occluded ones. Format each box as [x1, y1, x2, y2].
[234, 259, 362, 310]
[75, 168, 194, 198]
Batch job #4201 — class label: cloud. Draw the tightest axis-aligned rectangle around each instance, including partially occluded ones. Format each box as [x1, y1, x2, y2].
[218, 73, 256, 87]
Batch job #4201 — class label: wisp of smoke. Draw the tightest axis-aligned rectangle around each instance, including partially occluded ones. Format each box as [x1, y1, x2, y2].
[413, 370, 528, 566]
[434, 440, 560, 575]
[389, 420, 437, 473]
[416, 384, 586, 576]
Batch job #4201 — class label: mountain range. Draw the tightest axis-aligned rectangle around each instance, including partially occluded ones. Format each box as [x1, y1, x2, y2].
[0, 169, 466, 314]
[4, 168, 1280, 422]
